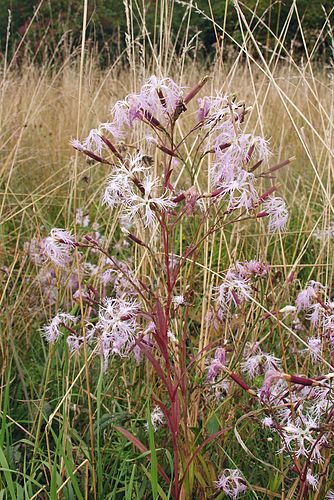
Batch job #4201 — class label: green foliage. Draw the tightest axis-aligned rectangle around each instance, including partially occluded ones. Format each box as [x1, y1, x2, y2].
[1, 0, 334, 62]
[0, 0, 126, 61]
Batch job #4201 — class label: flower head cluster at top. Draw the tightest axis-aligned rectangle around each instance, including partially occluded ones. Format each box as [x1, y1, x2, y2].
[71, 76, 185, 151]
[71, 75, 289, 233]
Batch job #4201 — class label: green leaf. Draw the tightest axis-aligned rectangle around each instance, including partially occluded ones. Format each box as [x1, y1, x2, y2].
[0, 448, 16, 500]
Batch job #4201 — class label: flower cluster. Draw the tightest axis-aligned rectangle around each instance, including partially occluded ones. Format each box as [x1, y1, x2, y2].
[34, 75, 296, 498]
[42, 295, 141, 371]
[25, 216, 110, 307]
[71, 75, 289, 233]
[198, 93, 288, 229]
[281, 411, 328, 462]
[207, 268, 334, 489]
[260, 375, 334, 464]
[71, 76, 184, 153]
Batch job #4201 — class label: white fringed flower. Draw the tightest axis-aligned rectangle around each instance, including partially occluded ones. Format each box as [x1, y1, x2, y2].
[263, 196, 288, 231]
[42, 313, 76, 343]
[124, 175, 176, 227]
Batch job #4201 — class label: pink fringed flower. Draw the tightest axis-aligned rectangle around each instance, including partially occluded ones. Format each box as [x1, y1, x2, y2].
[207, 347, 226, 381]
[306, 469, 319, 490]
[217, 271, 251, 310]
[42, 312, 76, 343]
[243, 260, 268, 277]
[215, 468, 247, 498]
[260, 370, 283, 400]
[72, 128, 105, 155]
[50, 228, 75, 246]
[124, 175, 176, 227]
[222, 170, 259, 212]
[295, 281, 323, 312]
[141, 75, 184, 115]
[42, 237, 70, 267]
[94, 296, 139, 370]
[262, 196, 288, 231]
[281, 414, 327, 462]
[197, 96, 211, 122]
[301, 337, 322, 363]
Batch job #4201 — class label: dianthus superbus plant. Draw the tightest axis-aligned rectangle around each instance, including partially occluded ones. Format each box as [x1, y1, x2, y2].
[32, 76, 333, 498]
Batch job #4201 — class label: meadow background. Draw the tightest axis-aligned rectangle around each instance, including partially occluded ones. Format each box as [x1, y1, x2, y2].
[0, 1, 334, 498]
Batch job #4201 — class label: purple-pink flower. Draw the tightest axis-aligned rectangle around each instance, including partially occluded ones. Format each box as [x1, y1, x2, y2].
[42, 237, 71, 268]
[295, 281, 323, 312]
[215, 468, 247, 498]
[301, 337, 322, 363]
[207, 347, 226, 381]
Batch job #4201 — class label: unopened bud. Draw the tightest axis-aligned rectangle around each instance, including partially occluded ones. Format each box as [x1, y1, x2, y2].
[210, 187, 225, 198]
[172, 192, 186, 203]
[225, 368, 257, 396]
[83, 149, 112, 165]
[184, 75, 209, 104]
[219, 142, 231, 151]
[156, 144, 178, 157]
[99, 134, 123, 160]
[84, 235, 99, 245]
[124, 230, 146, 247]
[245, 144, 255, 163]
[141, 109, 164, 131]
[258, 185, 277, 203]
[283, 373, 314, 386]
[156, 88, 167, 108]
[256, 211, 269, 218]
[267, 156, 295, 174]
[249, 159, 263, 172]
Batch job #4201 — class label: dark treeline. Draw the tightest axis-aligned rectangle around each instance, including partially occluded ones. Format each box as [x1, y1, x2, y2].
[1, 1, 333, 63]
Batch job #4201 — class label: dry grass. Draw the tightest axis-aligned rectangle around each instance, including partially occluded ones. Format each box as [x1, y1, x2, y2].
[1, 56, 333, 259]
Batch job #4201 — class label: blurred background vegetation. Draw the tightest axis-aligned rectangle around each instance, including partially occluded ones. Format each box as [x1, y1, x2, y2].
[1, 0, 333, 64]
